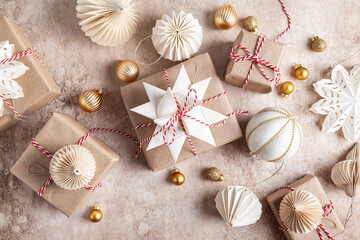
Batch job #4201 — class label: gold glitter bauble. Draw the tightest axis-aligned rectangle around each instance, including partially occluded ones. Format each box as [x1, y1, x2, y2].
[79, 89, 104, 113]
[311, 36, 327, 52]
[294, 64, 309, 80]
[214, 5, 237, 30]
[206, 167, 224, 182]
[89, 205, 102, 223]
[243, 16, 258, 32]
[116, 60, 139, 83]
[280, 81, 294, 98]
[171, 169, 185, 186]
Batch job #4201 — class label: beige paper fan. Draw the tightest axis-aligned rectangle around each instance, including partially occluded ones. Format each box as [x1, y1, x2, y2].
[76, 0, 138, 46]
[49, 145, 96, 190]
[346, 142, 360, 161]
[279, 190, 323, 234]
[331, 159, 360, 198]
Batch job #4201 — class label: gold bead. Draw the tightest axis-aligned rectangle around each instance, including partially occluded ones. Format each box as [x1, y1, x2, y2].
[171, 169, 185, 186]
[116, 60, 139, 83]
[294, 64, 309, 80]
[214, 5, 237, 30]
[280, 81, 294, 98]
[205, 167, 225, 182]
[311, 36, 327, 52]
[243, 16, 258, 32]
[89, 205, 102, 223]
[79, 89, 104, 112]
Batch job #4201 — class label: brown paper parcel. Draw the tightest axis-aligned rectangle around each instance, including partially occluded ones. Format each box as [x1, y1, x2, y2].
[225, 30, 286, 94]
[10, 113, 120, 217]
[121, 53, 242, 171]
[266, 174, 344, 240]
[0, 17, 60, 132]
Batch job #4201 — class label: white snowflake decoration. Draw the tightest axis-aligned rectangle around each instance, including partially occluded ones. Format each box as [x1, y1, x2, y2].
[310, 64, 360, 142]
[131, 65, 227, 162]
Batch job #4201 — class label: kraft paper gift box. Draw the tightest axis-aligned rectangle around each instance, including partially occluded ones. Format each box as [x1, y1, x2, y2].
[121, 53, 242, 171]
[266, 175, 344, 240]
[0, 17, 60, 132]
[225, 30, 286, 94]
[11, 113, 120, 217]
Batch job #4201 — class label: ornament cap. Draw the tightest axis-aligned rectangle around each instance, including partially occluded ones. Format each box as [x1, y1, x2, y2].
[294, 64, 302, 70]
[281, 93, 290, 98]
[172, 169, 180, 174]
[96, 89, 104, 95]
[311, 36, 320, 42]
[93, 205, 100, 210]
[218, 174, 225, 182]
[250, 26, 258, 32]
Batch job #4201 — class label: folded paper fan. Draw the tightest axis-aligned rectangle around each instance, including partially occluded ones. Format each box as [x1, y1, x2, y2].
[152, 11, 203, 61]
[279, 190, 323, 234]
[49, 145, 96, 190]
[76, 0, 138, 46]
[346, 142, 360, 161]
[215, 186, 262, 227]
[331, 159, 360, 198]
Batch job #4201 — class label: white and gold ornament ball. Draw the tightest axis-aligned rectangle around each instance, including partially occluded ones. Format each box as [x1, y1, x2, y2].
[245, 107, 303, 162]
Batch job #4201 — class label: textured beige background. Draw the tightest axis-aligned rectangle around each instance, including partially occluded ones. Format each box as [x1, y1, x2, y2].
[0, 0, 359, 239]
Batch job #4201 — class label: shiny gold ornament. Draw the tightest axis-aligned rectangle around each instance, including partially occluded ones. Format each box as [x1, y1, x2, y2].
[79, 89, 104, 113]
[214, 5, 237, 30]
[205, 167, 225, 182]
[280, 81, 294, 98]
[89, 205, 102, 223]
[294, 64, 309, 80]
[311, 36, 327, 52]
[243, 16, 258, 32]
[116, 60, 139, 83]
[171, 169, 185, 186]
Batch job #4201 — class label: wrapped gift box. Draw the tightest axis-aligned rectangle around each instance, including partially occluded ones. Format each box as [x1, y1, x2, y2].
[0, 17, 60, 132]
[225, 30, 286, 94]
[121, 53, 242, 171]
[266, 175, 344, 240]
[11, 113, 120, 217]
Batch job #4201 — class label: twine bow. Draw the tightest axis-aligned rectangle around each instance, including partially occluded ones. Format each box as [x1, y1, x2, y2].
[0, 47, 40, 119]
[279, 186, 335, 240]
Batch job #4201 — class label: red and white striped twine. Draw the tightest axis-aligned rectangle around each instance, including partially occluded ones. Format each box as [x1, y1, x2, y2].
[0, 47, 40, 119]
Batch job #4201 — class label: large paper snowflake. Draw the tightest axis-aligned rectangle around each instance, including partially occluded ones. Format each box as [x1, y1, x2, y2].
[310, 64, 360, 142]
[0, 41, 28, 116]
[131, 65, 227, 162]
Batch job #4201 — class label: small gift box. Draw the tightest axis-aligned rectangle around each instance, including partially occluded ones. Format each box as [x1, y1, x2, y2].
[0, 17, 60, 132]
[121, 53, 243, 171]
[266, 175, 344, 240]
[11, 113, 120, 217]
[224, 30, 286, 94]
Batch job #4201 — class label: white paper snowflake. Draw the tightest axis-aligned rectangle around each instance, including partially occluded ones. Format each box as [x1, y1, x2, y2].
[310, 64, 360, 142]
[0, 41, 28, 116]
[131, 65, 227, 162]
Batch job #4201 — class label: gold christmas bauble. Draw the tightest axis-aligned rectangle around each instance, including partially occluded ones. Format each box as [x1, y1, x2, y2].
[280, 81, 294, 98]
[89, 205, 102, 223]
[205, 167, 224, 182]
[171, 169, 185, 186]
[79, 89, 104, 113]
[214, 5, 237, 30]
[294, 64, 309, 80]
[311, 36, 327, 52]
[243, 16, 258, 32]
[116, 60, 139, 83]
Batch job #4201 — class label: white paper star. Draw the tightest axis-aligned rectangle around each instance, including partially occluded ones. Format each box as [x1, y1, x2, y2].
[131, 65, 227, 162]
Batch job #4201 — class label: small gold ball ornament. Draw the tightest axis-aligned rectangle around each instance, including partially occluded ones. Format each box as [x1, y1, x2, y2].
[89, 205, 103, 223]
[79, 89, 104, 113]
[294, 64, 309, 80]
[311, 36, 327, 52]
[171, 169, 185, 186]
[214, 5, 237, 30]
[116, 60, 139, 83]
[280, 81, 294, 98]
[205, 167, 225, 182]
[243, 16, 258, 32]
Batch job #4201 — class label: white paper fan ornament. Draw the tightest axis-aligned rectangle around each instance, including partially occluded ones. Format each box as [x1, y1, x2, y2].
[215, 186, 262, 227]
[310, 64, 360, 142]
[49, 145, 96, 190]
[76, 0, 138, 46]
[151, 11, 203, 61]
[0, 41, 28, 117]
[279, 190, 323, 234]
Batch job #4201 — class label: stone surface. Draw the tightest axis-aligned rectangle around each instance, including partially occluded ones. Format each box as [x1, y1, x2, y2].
[0, 0, 359, 239]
